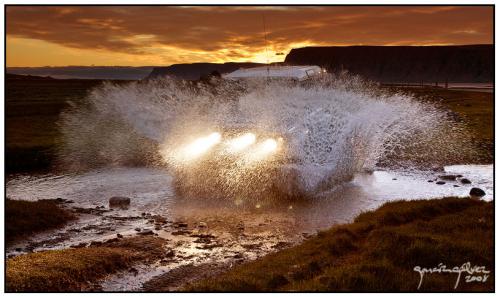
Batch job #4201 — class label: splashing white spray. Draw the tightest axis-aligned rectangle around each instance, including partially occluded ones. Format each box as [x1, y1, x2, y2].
[58, 74, 472, 200]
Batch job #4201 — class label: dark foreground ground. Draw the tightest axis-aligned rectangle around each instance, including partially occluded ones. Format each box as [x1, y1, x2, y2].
[5, 197, 493, 292]
[5, 75, 494, 292]
[5, 74, 494, 173]
[6, 234, 167, 292]
[188, 197, 493, 292]
[6, 199, 75, 244]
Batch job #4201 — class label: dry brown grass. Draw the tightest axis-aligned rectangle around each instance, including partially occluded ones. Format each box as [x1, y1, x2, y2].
[6, 236, 167, 292]
[6, 199, 76, 244]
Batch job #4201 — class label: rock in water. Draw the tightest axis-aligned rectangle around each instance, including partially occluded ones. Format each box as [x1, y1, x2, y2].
[438, 175, 458, 181]
[469, 188, 486, 198]
[436, 181, 446, 185]
[461, 178, 472, 184]
[138, 229, 154, 235]
[109, 196, 131, 208]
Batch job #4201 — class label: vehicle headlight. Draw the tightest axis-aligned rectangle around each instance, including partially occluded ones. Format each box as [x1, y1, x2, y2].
[261, 138, 278, 153]
[227, 133, 256, 153]
[181, 132, 221, 160]
[243, 138, 280, 162]
[167, 131, 283, 166]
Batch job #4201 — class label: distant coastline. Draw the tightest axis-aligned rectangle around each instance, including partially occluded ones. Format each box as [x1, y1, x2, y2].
[7, 44, 493, 82]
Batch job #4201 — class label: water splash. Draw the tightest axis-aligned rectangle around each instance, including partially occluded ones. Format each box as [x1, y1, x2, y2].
[58, 74, 473, 198]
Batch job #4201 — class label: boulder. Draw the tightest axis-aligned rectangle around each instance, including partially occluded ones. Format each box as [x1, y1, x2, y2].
[460, 178, 472, 184]
[438, 174, 458, 181]
[436, 181, 446, 185]
[470, 188, 486, 198]
[109, 196, 131, 208]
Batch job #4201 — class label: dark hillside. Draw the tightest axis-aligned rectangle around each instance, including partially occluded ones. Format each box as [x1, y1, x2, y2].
[285, 45, 493, 83]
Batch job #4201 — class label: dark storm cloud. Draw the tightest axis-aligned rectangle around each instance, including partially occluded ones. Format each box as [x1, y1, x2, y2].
[6, 6, 493, 56]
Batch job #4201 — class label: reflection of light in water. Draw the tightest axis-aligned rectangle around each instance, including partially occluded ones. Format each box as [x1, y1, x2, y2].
[5, 164, 493, 288]
[350, 169, 493, 201]
[6, 164, 493, 222]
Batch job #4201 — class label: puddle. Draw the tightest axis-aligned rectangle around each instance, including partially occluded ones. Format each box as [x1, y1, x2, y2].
[6, 164, 493, 290]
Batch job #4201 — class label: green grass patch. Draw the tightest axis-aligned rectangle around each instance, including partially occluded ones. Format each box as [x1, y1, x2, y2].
[6, 236, 167, 292]
[398, 88, 493, 141]
[392, 87, 493, 164]
[188, 197, 493, 292]
[6, 199, 76, 244]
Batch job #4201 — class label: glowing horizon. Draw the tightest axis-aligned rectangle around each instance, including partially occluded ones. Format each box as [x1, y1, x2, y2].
[6, 6, 493, 67]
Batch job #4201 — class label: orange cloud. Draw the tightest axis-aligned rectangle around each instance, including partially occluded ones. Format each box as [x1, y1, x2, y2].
[6, 5, 493, 66]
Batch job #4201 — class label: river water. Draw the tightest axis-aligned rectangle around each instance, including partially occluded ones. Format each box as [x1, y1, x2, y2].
[5, 164, 492, 291]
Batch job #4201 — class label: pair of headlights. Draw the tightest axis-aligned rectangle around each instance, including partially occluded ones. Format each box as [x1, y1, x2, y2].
[179, 132, 279, 162]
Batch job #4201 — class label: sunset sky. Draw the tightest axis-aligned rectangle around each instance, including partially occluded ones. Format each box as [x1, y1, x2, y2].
[6, 5, 493, 67]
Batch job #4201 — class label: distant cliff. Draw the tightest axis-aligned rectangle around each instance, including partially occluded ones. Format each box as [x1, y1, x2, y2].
[147, 62, 264, 80]
[285, 45, 493, 83]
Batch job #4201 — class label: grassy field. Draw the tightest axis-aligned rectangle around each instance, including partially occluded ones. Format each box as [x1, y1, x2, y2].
[395, 87, 493, 162]
[6, 74, 129, 173]
[6, 236, 167, 292]
[6, 199, 76, 244]
[188, 197, 493, 292]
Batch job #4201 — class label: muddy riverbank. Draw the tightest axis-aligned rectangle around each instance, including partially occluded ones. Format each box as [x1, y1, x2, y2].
[5, 164, 493, 291]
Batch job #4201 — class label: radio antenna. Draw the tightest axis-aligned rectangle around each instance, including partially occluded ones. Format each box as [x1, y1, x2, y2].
[262, 15, 270, 77]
